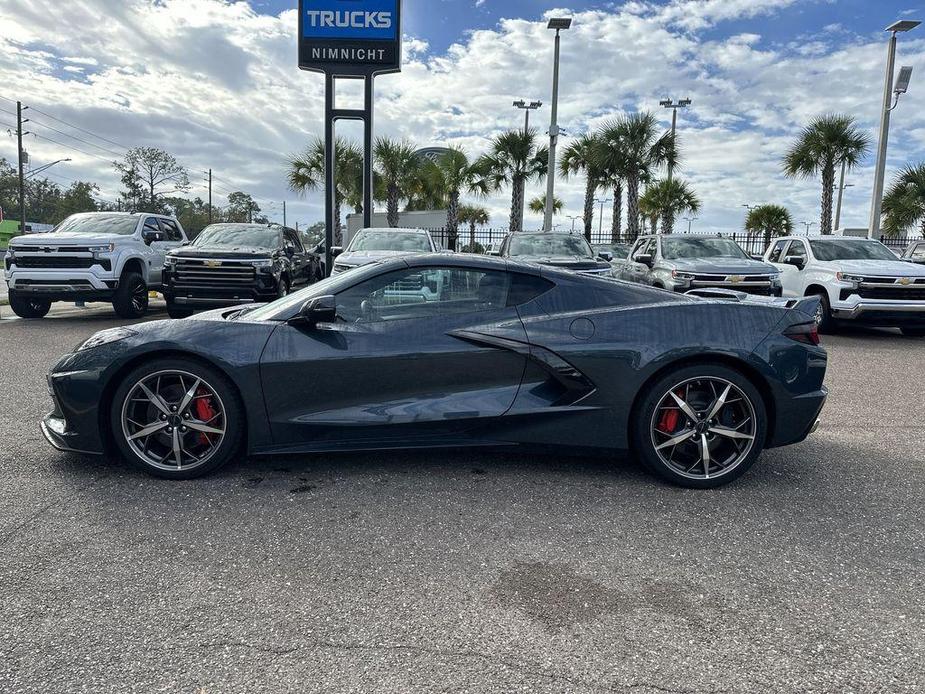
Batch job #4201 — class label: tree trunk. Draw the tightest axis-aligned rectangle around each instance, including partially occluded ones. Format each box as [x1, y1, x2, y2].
[763, 226, 771, 250]
[387, 184, 400, 227]
[469, 220, 476, 250]
[333, 194, 344, 246]
[660, 212, 673, 235]
[625, 173, 640, 241]
[820, 163, 835, 235]
[611, 182, 622, 243]
[445, 190, 460, 251]
[510, 177, 525, 232]
[582, 178, 595, 242]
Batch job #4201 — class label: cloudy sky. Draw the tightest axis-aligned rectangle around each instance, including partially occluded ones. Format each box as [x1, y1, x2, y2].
[0, 0, 923, 233]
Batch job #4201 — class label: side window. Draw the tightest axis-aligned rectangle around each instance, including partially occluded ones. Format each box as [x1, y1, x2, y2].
[337, 267, 510, 323]
[508, 273, 554, 306]
[633, 239, 654, 260]
[284, 229, 303, 253]
[144, 217, 161, 233]
[912, 244, 925, 261]
[159, 219, 183, 242]
[787, 240, 807, 260]
[767, 240, 787, 263]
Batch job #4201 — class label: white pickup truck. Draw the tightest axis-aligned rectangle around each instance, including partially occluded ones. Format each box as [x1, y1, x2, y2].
[763, 235, 925, 336]
[3, 212, 187, 319]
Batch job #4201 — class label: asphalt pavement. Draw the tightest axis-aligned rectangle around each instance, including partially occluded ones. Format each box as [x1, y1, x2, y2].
[0, 302, 923, 693]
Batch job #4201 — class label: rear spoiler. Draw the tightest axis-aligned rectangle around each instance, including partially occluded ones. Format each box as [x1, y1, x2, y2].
[790, 295, 821, 320]
[685, 288, 820, 320]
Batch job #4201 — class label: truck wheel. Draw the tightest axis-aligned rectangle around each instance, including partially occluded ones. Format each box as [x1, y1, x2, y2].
[9, 290, 51, 319]
[112, 272, 149, 319]
[811, 292, 834, 333]
[276, 277, 290, 299]
[165, 297, 192, 319]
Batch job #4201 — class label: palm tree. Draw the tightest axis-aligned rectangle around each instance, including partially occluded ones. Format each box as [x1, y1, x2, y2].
[595, 112, 676, 242]
[528, 194, 563, 216]
[782, 114, 870, 236]
[429, 148, 486, 250]
[637, 187, 660, 235]
[459, 204, 490, 252]
[374, 137, 421, 226]
[474, 129, 548, 232]
[745, 204, 794, 248]
[560, 134, 603, 241]
[287, 136, 362, 245]
[637, 179, 700, 234]
[882, 163, 925, 238]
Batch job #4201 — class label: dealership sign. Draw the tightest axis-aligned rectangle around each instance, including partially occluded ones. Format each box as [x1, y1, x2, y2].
[298, 0, 402, 75]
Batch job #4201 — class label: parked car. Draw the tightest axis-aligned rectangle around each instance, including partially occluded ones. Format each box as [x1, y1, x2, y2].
[764, 236, 925, 335]
[162, 223, 322, 319]
[42, 254, 826, 488]
[331, 227, 439, 274]
[499, 232, 614, 276]
[485, 241, 503, 256]
[619, 235, 782, 295]
[3, 212, 186, 319]
[901, 240, 925, 265]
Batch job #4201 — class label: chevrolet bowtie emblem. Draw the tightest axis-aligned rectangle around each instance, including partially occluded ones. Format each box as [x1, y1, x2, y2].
[898, 277, 912, 286]
[204, 260, 222, 267]
[728, 275, 744, 283]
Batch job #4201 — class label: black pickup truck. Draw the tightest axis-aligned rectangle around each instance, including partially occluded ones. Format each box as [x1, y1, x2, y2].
[162, 223, 322, 318]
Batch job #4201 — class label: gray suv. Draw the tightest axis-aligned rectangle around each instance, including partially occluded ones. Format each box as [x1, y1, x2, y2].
[618, 235, 782, 295]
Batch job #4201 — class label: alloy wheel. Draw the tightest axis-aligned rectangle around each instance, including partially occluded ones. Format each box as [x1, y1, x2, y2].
[120, 370, 227, 471]
[650, 376, 757, 480]
[132, 282, 148, 313]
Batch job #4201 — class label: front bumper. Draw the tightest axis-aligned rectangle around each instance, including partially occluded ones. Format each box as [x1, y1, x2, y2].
[41, 415, 103, 455]
[6, 269, 119, 301]
[831, 300, 925, 325]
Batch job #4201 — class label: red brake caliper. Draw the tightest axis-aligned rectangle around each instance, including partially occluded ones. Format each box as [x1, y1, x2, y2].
[657, 389, 684, 433]
[193, 387, 217, 446]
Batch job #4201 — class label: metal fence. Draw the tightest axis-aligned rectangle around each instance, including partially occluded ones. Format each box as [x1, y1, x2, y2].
[426, 226, 920, 258]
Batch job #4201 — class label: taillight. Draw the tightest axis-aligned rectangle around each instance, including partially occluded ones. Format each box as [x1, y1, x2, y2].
[784, 321, 820, 345]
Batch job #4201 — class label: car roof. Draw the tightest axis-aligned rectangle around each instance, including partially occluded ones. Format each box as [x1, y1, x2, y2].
[358, 227, 429, 234]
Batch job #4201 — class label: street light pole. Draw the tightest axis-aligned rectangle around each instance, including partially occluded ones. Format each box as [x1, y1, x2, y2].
[868, 19, 920, 239]
[513, 100, 542, 135]
[567, 214, 582, 232]
[659, 97, 691, 185]
[24, 158, 71, 180]
[802, 220, 815, 235]
[683, 216, 698, 233]
[595, 197, 611, 236]
[544, 17, 571, 232]
[834, 162, 855, 232]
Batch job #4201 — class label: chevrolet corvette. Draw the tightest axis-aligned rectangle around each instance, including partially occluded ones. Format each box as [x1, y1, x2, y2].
[42, 254, 827, 488]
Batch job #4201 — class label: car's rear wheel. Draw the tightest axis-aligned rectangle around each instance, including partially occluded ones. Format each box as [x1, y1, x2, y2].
[8, 290, 51, 319]
[632, 364, 767, 488]
[110, 358, 244, 479]
[112, 272, 148, 318]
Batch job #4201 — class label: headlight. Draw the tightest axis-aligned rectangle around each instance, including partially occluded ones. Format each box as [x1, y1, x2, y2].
[76, 327, 138, 352]
[333, 263, 352, 273]
[836, 272, 863, 284]
[251, 259, 274, 268]
[769, 273, 781, 282]
[164, 255, 178, 266]
[87, 243, 115, 254]
[671, 270, 695, 281]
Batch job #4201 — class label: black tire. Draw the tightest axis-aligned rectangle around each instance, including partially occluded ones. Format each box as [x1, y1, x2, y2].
[112, 272, 149, 318]
[8, 290, 51, 319]
[901, 327, 925, 337]
[811, 291, 834, 333]
[109, 357, 244, 480]
[164, 296, 192, 319]
[631, 363, 768, 489]
[276, 276, 290, 299]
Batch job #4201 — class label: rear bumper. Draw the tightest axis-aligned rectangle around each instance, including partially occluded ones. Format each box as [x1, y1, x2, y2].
[767, 387, 827, 448]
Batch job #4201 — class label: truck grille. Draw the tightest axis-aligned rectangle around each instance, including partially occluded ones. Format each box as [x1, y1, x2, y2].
[14, 256, 107, 270]
[173, 259, 256, 285]
[857, 287, 925, 301]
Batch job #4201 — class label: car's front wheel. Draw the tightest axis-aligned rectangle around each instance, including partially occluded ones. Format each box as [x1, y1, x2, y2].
[110, 358, 244, 479]
[632, 364, 767, 488]
[112, 272, 149, 318]
[8, 290, 51, 319]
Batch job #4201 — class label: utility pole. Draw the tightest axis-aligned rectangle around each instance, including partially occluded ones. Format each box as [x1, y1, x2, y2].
[659, 97, 691, 185]
[16, 101, 29, 235]
[208, 169, 213, 225]
[543, 18, 571, 232]
[283, 200, 287, 228]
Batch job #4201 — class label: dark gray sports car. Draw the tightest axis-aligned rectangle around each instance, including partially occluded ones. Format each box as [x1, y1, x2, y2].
[42, 254, 827, 488]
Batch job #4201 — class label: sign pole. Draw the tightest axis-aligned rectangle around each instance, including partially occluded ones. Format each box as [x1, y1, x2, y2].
[324, 71, 336, 277]
[363, 75, 374, 229]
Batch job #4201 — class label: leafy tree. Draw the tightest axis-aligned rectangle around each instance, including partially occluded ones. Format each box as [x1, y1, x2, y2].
[428, 148, 486, 250]
[595, 113, 676, 241]
[114, 147, 190, 213]
[458, 204, 490, 252]
[0, 158, 19, 222]
[637, 178, 700, 234]
[560, 134, 604, 241]
[287, 137, 363, 245]
[164, 196, 215, 237]
[373, 138, 421, 227]
[782, 114, 870, 236]
[51, 182, 100, 224]
[474, 129, 548, 232]
[227, 191, 261, 223]
[26, 177, 62, 224]
[528, 194, 563, 215]
[882, 163, 925, 238]
[745, 204, 794, 248]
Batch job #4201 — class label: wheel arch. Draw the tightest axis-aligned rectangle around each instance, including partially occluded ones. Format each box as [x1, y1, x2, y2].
[628, 353, 776, 447]
[98, 349, 248, 455]
[804, 283, 828, 298]
[119, 256, 146, 279]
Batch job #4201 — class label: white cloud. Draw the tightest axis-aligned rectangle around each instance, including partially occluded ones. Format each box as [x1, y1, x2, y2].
[0, 0, 922, 234]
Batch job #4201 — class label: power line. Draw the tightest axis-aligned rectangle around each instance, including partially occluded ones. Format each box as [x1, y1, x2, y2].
[27, 132, 117, 163]
[26, 105, 132, 152]
[27, 116, 125, 158]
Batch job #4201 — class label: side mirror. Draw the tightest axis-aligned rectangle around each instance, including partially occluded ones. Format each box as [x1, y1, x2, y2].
[331, 246, 343, 258]
[142, 229, 165, 245]
[636, 253, 654, 268]
[598, 251, 614, 262]
[293, 295, 336, 326]
[784, 255, 805, 270]
[284, 243, 295, 257]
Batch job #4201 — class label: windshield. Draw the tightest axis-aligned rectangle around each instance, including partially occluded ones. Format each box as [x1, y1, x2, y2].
[348, 231, 431, 253]
[52, 214, 138, 236]
[662, 237, 748, 260]
[246, 262, 387, 321]
[508, 234, 594, 258]
[194, 225, 279, 249]
[809, 239, 898, 261]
